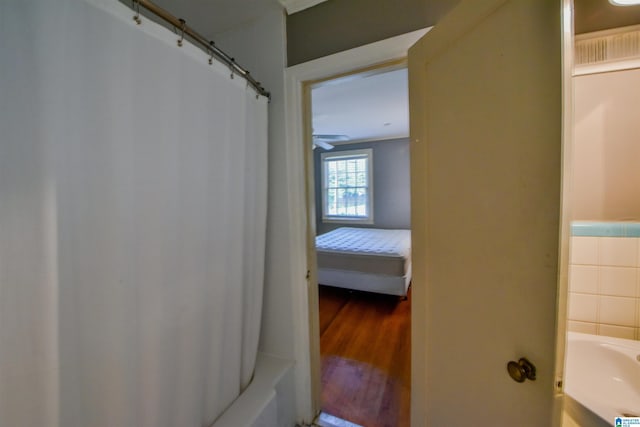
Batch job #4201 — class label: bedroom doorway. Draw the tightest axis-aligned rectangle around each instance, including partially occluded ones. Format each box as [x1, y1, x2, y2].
[306, 62, 413, 427]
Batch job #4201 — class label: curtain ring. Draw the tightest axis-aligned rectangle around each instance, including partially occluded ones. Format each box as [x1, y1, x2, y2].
[132, 0, 142, 25]
[208, 41, 215, 65]
[177, 19, 186, 47]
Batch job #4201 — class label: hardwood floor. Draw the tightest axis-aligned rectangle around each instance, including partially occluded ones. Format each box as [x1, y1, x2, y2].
[319, 285, 411, 427]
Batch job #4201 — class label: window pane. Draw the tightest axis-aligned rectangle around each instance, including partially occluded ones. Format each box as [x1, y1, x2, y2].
[337, 172, 346, 187]
[322, 151, 371, 219]
[346, 171, 356, 187]
[336, 188, 346, 215]
[356, 188, 367, 216]
[328, 172, 337, 187]
[326, 189, 336, 215]
[343, 188, 352, 216]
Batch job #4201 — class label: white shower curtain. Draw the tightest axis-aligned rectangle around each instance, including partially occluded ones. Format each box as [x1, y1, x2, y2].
[0, 1, 268, 426]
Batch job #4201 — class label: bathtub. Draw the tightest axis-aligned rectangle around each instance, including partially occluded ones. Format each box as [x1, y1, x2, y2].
[212, 352, 294, 427]
[564, 332, 640, 427]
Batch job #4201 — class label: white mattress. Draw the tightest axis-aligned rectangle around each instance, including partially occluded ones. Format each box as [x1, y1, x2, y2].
[316, 227, 411, 277]
[316, 227, 411, 257]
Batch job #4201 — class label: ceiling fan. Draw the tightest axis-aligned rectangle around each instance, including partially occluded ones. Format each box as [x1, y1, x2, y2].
[312, 134, 350, 150]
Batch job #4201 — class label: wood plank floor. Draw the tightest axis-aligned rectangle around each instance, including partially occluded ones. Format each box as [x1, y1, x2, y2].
[319, 285, 411, 427]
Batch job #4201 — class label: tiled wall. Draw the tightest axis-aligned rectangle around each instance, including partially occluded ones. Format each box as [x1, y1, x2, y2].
[568, 222, 640, 340]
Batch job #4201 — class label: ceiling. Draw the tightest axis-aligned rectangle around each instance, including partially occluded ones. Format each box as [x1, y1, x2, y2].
[311, 67, 409, 143]
[574, 0, 640, 34]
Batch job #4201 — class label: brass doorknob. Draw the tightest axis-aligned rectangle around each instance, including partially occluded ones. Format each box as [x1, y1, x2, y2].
[507, 358, 536, 383]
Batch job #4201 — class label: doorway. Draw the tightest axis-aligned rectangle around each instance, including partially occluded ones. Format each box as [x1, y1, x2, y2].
[308, 64, 412, 426]
[282, 29, 429, 424]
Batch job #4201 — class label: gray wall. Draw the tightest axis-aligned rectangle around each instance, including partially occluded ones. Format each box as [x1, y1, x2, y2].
[286, 0, 459, 66]
[315, 138, 411, 235]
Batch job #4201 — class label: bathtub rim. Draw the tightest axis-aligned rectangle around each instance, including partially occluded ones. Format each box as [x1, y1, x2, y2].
[210, 351, 294, 427]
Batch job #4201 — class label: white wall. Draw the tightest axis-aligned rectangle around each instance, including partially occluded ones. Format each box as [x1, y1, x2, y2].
[214, 7, 299, 426]
[572, 68, 640, 221]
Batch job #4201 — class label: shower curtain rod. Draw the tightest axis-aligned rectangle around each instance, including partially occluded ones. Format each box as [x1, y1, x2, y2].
[131, 0, 270, 99]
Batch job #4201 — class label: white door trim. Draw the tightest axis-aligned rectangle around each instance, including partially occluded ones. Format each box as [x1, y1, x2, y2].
[283, 28, 430, 423]
[555, 0, 575, 423]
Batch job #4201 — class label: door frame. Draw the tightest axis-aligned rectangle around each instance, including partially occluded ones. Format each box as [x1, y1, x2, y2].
[556, 0, 575, 423]
[283, 28, 430, 423]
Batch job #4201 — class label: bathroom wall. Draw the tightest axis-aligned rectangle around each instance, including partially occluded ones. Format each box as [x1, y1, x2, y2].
[571, 68, 640, 221]
[568, 61, 640, 341]
[568, 222, 640, 340]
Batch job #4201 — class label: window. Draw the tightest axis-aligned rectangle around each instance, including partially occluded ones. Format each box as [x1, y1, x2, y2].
[321, 149, 373, 223]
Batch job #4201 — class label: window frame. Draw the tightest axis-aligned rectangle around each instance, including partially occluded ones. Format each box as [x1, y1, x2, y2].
[320, 148, 374, 224]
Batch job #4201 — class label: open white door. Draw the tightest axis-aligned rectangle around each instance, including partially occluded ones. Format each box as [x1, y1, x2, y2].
[409, 1, 567, 425]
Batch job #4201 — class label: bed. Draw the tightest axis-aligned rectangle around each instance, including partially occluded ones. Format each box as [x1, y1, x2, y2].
[315, 227, 412, 297]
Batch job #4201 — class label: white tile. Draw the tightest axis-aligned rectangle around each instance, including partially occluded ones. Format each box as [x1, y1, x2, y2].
[598, 324, 636, 340]
[567, 320, 597, 335]
[568, 293, 598, 323]
[570, 236, 598, 265]
[568, 265, 598, 294]
[598, 296, 636, 327]
[599, 266, 637, 297]
[599, 237, 638, 267]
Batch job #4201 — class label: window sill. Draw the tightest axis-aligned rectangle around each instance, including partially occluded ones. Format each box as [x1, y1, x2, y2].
[322, 217, 374, 225]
